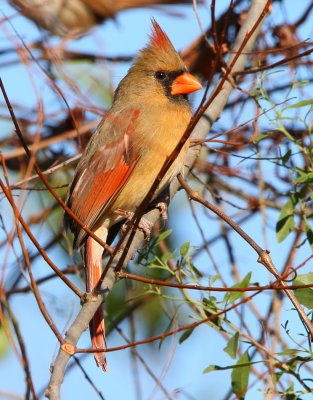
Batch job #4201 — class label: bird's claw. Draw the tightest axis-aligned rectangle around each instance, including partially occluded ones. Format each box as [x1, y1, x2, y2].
[115, 209, 153, 240]
[155, 202, 168, 220]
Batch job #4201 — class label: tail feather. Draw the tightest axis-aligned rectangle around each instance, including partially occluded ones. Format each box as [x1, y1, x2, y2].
[85, 230, 108, 371]
[90, 305, 108, 371]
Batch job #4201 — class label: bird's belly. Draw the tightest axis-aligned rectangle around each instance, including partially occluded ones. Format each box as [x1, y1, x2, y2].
[109, 142, 188, 216]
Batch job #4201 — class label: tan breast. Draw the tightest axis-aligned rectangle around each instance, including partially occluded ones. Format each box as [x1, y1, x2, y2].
[108, 102, 191, 219]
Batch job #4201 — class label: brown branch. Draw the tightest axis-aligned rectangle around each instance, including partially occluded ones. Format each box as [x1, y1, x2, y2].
[117, 271, 313, 292]
[72, 357, 105, 400]
[2, 121, 98, 161]
[77, 289, 262, 354]
[0, 173, 83, 298]
[177, 174, 313, 339]
[0, 78, 114, 255]
[7, 266, 80, 296]
[0, 164, 65, 343]
[234, 46, 313, 76]
[0, 294, 37, 399]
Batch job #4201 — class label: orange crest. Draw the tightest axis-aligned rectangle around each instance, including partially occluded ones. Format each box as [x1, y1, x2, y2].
[150, 18, 173, 50]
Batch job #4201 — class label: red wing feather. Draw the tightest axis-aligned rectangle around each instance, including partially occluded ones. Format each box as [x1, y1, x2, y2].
[66, 107, 140, 247]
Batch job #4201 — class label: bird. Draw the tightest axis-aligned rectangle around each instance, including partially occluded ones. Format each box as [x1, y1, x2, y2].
[10, 0, 192, 37]
[64, 19, 202, 371]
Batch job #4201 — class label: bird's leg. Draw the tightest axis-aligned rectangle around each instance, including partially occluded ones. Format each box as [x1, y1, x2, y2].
[115, 208, 153, 240]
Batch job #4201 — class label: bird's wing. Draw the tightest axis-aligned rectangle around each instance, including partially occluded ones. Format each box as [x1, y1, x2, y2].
[65, 107, 140, 247]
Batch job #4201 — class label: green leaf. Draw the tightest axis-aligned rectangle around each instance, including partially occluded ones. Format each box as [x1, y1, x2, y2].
[223, 332, 239, 359]
[293, 273, 313, 309]
[276, 199, 295, 242]
[203, 296, 217, 306]
[180, 241, 190, 258]
[276, 349, 300, 356]
[305, 224, 313, 251]
[179, 327, 195, 344]
[203, 364, 218, 373]
[210, 275, 220, 285]
[293, 171, 313, 184]
[0, 321, 9, 358]
[289, 99, 313, 108]
[282, 149, 292, 165]
[224, 272, 252, 304]
[156, 229, 172, 243]
[231, 351, 250, 399]
[292, 80, 309, 88]
[276, 215, 295, 242]
[189, 263, 203, 278]
[158, 316, 175, 349]
[284, 382, 297, 399]
[202, 297, 222, 328]
[252, 131, 273, 143]
[203, 359, 262, 374]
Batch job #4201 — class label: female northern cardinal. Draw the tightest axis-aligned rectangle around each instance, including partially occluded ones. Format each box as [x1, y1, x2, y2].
[65, 19, 202, 371]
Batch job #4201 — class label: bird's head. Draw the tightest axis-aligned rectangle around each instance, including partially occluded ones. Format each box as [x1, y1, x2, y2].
[115, 19, 202, 106]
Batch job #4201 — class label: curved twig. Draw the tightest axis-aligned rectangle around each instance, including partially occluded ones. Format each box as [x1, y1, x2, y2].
[177, 174, 313, 338]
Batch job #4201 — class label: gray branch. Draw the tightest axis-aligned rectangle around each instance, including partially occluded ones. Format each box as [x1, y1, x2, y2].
[46, 1, 268, 398]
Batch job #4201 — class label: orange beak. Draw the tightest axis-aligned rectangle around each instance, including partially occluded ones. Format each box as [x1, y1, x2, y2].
[171, 72, 202, 95]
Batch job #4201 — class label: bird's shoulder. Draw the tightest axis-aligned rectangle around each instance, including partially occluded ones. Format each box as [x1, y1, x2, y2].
[84, 106, 140, 157]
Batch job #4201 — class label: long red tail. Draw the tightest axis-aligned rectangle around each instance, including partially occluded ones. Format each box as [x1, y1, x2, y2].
[85, 235, 108, 371]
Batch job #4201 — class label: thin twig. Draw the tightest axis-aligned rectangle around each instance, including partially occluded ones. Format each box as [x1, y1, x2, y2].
[177, 174, 313, 339]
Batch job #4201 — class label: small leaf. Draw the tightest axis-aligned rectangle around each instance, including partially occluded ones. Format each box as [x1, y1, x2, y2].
[210, 275, 220, 285]
[284, 382, 297, 399]
[282, 149, 292, 165]
[305, 224, 313, 250]
[292, 80, 309, 88]
[179, 327, 195, 344]
[204, 359, 262, 374]
[276, 349, 300, 356]
[224, 332, 239, 359]
[0, 321, 9, 358]
[157, 229, 172, 243]
[276, 199, 295, 242]
[159, 316, 175, 349]
[203, 364, 218, 373]
[203, 296, 217, 309]
[180, 241, 190, 258]
[293, 273, 313, 309]
[252, 131, 273, 143]
[293, 171, 313, 184]
[276, 215, 295, 242]
[231, 351, 250, 399]
[225, 273, 252, 304]
[189, 263, 203, 278]
[289, 99, 313, 108]
[203, 297, 222, 327]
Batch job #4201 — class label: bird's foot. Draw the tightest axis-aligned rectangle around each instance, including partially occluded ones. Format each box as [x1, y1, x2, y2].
[155, 202, 168, 220]
[115, 209, 153, 240]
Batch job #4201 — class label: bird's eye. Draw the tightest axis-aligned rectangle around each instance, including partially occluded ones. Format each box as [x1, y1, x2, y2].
[155, 71, 167, 80]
